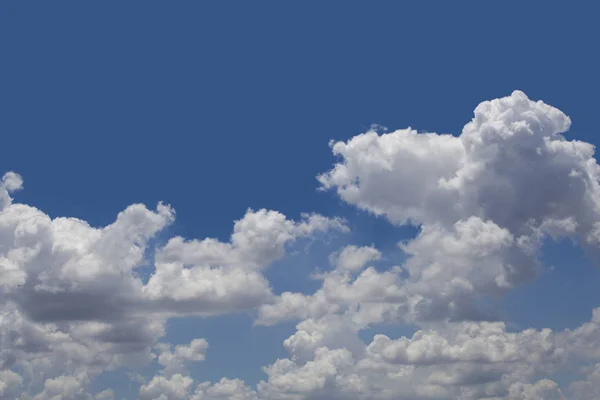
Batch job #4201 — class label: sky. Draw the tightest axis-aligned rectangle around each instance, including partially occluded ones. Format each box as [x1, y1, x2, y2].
[1, 2, 600, 400]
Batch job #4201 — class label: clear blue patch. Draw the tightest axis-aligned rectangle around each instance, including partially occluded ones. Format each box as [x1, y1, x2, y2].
[503, 237, 600, 331]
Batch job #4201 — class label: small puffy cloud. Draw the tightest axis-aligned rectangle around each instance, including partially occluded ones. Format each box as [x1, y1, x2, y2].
[2, 172, 23, 192]
[156, 338, 209, 376]
[507, 379, 566, 400]
[32, 373, 91, 400]
[94, 389, 114, 400]
[157, 209, 347, 270]
[139, 374, 193, 400]
[329, 245, 381, 273]
[366, 322, 563, 367]
[144, 209, 347, 316]
[192, 378, 257, 400]
[0, 171, 23, 210]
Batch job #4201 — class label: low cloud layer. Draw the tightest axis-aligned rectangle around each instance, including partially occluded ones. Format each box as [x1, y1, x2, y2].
[2, 91, 600, 399]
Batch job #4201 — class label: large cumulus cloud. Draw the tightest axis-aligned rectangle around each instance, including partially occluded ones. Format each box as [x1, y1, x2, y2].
[0, 173, 346, 398]
[3, 91, 600, 399]
[253, 91, 600, 399]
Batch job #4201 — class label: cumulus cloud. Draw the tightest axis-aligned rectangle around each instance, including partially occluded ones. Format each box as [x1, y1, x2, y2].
[329, 245, 381, 273]
[139, 374, 194, 400]
[192, 378, 258, 400]
[319, 91, 582, 231]
[4, 91, 600, 399]
[156, 338, 209, 377]
[319, 91, 600, 288]
[0, 173, 346, 397]
[253, 91, 600, 398]
[309, 91, 600, 325]
[0, 171, 23, 211]
[254, 307, 600, 400]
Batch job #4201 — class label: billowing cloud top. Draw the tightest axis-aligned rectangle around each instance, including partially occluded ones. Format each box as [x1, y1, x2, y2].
[3, 91, 600, 399]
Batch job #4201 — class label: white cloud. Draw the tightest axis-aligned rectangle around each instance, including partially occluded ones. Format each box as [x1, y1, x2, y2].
[318, 91, 600, 300]
[32, 373, 91, 400]
[255, 310, 590, 400]
[0, 175, 346, 396]
[139, 374, 193, 400]
[253, 91, 600, 399]
[2, 172, 23, 193]
[4, 91, 600, 399]
[329, 245, 381, 273]
[0, 171, 23, 211]
[319, 91, 581, 232]
[192, 378, 258, 400]
[144, 209, 347, 316]
[156, 338, 209, 377]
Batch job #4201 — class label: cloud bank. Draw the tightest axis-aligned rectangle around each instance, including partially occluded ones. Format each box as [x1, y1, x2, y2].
[2, 91, 600, 399]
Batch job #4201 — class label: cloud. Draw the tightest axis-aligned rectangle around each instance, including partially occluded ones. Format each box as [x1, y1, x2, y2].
[252, 91, 600, 399]
[568, 363, 600, 400]
[255, 307, 600, 399]
[0, 370, 23, 399]
[267, 90, 600, 328]
[2, 172, 23, 193]
[0, 171, 23, 211]
[192, 378, 258, 400]
[329, 245, 381, 273]
[139, 374, 193, 400]
[156, 338, 209, 377]
[4, 91, 600, 399]
[318, 91, 581, 232]
[318, 91, 600, 299]
[144, 209, 347, 316]
[0, 174, 346, 397]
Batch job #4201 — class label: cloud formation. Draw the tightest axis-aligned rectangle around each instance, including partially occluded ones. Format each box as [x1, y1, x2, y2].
[2, 91, 600, 399]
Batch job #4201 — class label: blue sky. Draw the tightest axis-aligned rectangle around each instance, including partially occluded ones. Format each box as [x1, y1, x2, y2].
[2, 2, 600, 400]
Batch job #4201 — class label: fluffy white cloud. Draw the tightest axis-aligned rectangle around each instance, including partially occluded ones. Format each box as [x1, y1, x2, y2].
[192, 378, 258, 400]
[139, 374, 193, 400]
[4, 91, 600, 399]
[253, 91, 600, 399]
[32, 373, 91, 400]
[328, 245, 381, 273]
[259, 91, 600, 331]
[255, 308, 600, 400]
[156, 338, 209, 377]
[319, 91, 585, 232]
[0, 172, 346, 397]
[0, 172, 23, 211]
[143, 209, 347, 315]
[319, 91, 600, 301]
